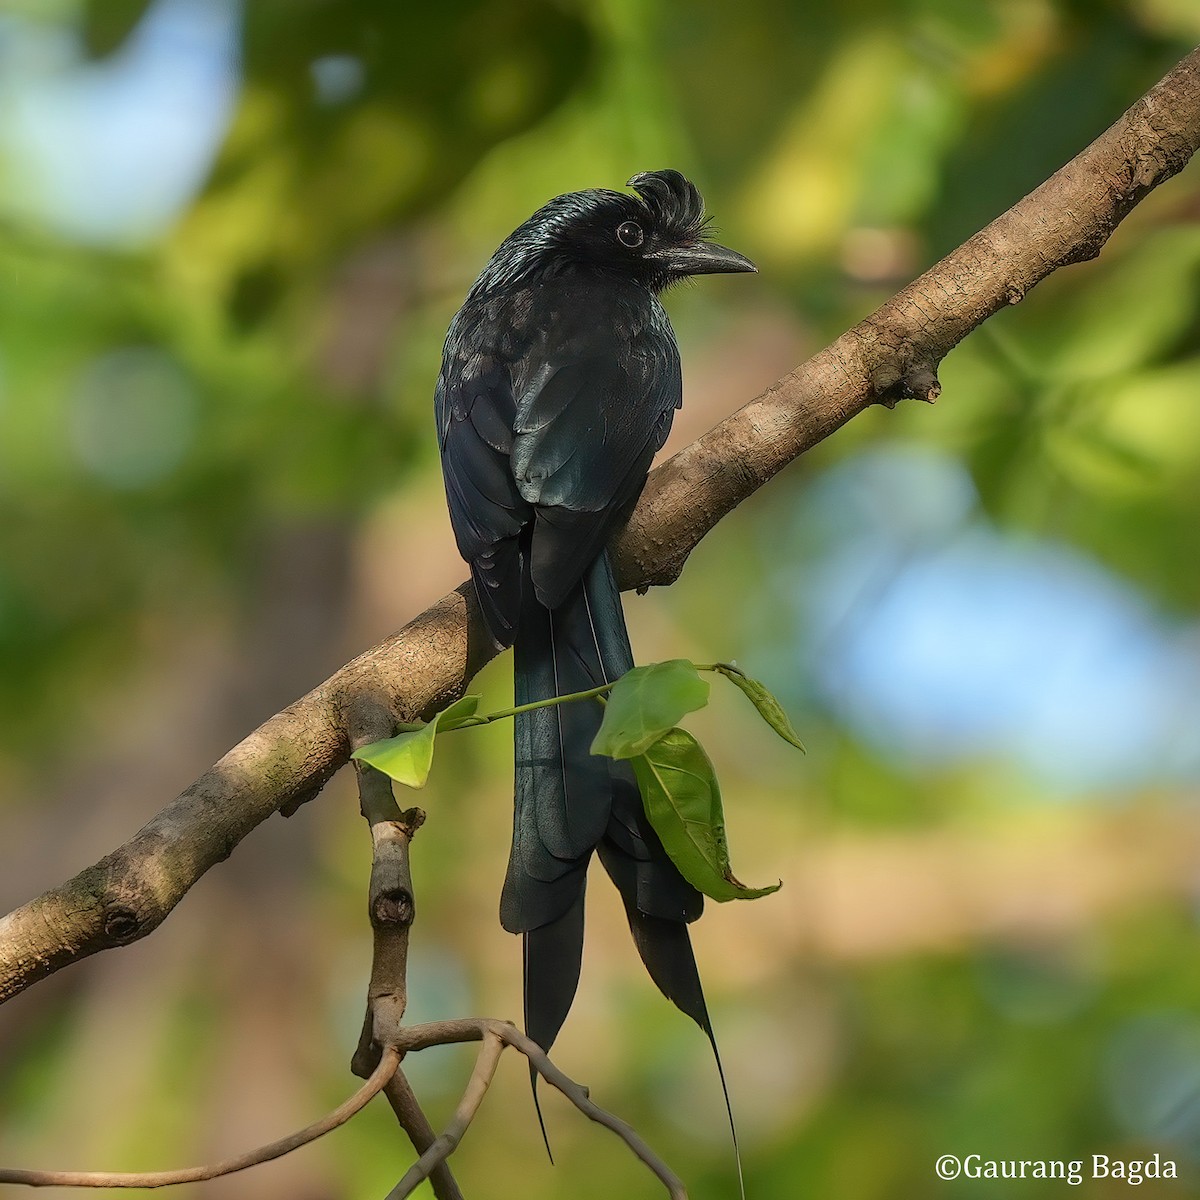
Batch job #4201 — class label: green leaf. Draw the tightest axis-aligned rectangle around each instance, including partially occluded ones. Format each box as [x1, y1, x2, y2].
[631, 728, 780, 902]
[351, 695, 482, 788]
[714, 663, 806, 751]
[591, 659, 710, 759]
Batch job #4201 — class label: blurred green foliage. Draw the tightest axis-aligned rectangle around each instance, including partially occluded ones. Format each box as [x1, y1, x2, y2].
[2, 0, 1200, 1198]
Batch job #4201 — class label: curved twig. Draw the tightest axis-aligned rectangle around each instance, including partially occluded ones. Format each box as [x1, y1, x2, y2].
[385, 1031, 507, 1200]
[384, 1070, 467, 1200]
[0, 1046, 400, 1189]
[395, 1019, 689, 1199]
[490, 1022, 689, 1200]
[2, 45, 1199, 1002]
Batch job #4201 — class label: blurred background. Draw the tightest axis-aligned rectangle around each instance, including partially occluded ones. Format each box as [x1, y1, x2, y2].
[1, 1, 1199, 1197]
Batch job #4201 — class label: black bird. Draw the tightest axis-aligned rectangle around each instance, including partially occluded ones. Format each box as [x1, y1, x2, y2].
[436, 170, 756, 1062]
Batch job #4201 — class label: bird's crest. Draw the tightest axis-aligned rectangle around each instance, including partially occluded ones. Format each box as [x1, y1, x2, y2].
[628, 169, 709, 241]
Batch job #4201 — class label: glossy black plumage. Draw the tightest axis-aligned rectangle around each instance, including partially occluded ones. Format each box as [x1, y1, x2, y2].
[435, 170, 755, 1063]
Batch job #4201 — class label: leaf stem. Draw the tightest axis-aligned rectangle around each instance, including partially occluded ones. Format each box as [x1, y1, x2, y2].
[452, 661, 726, 732]
[455, 682, 615, 728]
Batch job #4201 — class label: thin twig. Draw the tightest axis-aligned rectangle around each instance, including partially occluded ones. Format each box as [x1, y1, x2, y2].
[384, 1070, 467, 1200]
[395, 1019, 689, 1200]
[0, 1046, 400, 1190]
[492, 1023, 689, 1200]
[385, 1032, 507, 1200]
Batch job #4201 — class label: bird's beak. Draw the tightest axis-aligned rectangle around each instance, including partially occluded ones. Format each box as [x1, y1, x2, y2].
[650, 240, 758, 276]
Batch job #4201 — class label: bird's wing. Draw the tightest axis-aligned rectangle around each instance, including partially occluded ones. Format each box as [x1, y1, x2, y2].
[511, 308, 681, 609]
[436, 353, 530, 644]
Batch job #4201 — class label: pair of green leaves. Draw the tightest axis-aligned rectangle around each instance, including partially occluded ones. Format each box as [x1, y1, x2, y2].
[589, 659, 798, 902]
[353, 659, 802, 904]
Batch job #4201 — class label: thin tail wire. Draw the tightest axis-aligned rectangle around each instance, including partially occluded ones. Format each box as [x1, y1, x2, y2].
[706, 1025, 745, 1200]
[524, 934, 555, 1163]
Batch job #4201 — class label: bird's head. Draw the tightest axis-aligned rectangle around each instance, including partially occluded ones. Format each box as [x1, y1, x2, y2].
[474, 169, 756, 296]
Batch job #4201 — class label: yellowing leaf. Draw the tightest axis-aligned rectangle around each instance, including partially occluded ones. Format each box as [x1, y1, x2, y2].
[714, 663, 806, 751]
[352, 695, 481, 788]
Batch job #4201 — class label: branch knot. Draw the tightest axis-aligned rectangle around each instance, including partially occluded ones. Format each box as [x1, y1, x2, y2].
[102, 906, 142, 943]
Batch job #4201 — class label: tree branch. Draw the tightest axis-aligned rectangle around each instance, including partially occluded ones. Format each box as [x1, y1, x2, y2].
[3, 45, 1199, 1002]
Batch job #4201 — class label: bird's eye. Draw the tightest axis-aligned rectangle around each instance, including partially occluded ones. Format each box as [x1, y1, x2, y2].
[616, 221, 644, 248]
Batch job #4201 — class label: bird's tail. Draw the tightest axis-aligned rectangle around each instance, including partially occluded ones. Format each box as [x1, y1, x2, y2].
[501, 551, 710, 1052]
[501, 551, 738, 1176]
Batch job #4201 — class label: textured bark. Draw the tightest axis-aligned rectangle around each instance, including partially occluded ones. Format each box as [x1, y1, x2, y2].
[2, 46, 1199, 1004]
